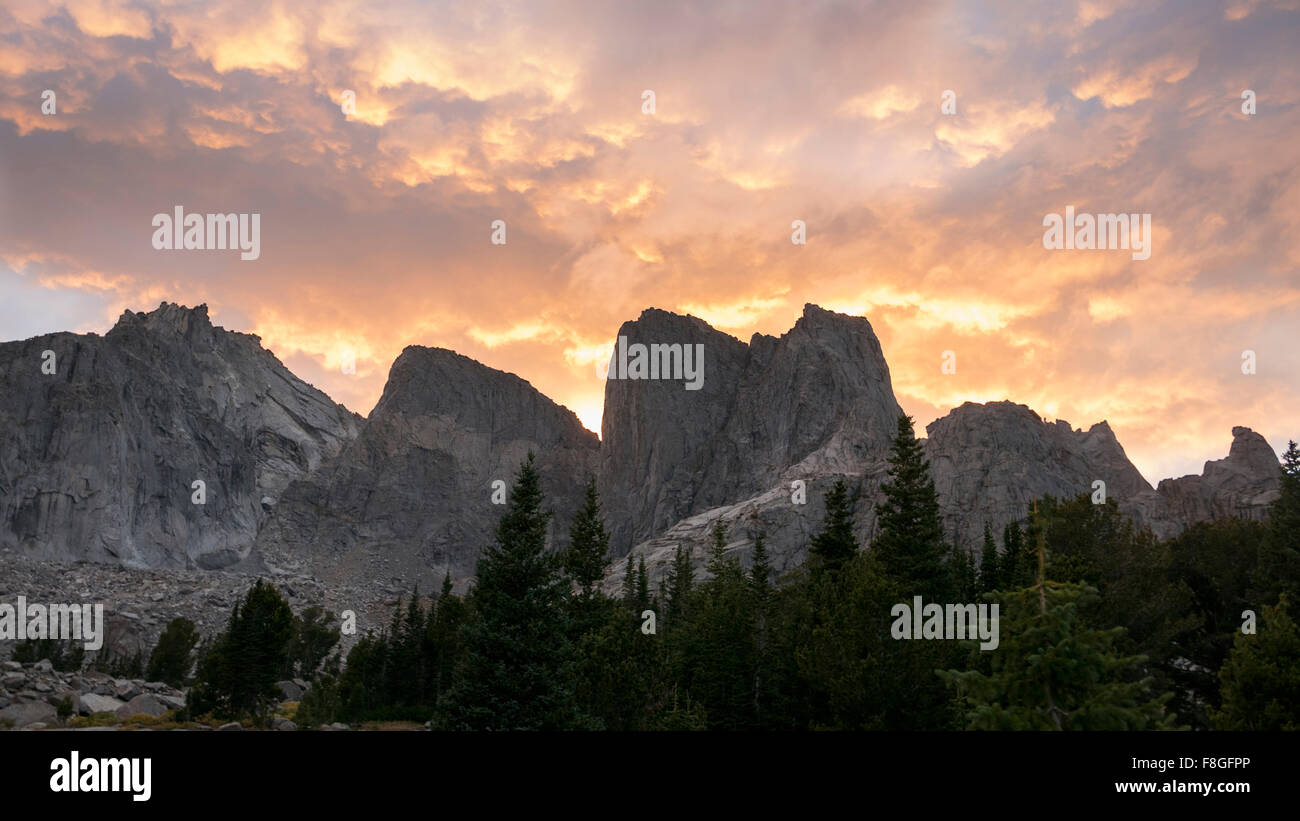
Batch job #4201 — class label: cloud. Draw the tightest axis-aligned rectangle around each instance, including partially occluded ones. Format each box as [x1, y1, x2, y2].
[0, 0, 1297, 478]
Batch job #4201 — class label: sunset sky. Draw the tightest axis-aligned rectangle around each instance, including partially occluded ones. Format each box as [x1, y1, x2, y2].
[1, 0, 1297, 485]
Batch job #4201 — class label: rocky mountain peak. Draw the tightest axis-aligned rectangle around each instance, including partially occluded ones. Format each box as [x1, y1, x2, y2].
[111, 302, 213, 339]
[600, 303, 902, 555]
[1220, 426, 1279, 477]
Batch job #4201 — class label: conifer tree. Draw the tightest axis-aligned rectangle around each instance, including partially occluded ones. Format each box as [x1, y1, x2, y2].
[1254, 440, 1300, 605]
[940, 502, 1179, 730]
[189, 579, 295, 721]
[426, 572, 466, 707]
[636, 555, 651, 613]
[751, 531, 772, 601]
[620, 555, 637, 605]
[563, 476, 611, 598]
[950, 543, 977, 600]
[873, 414, 952, 600]
[288, 605, 340, 680]
[706, 520, 731, 577]
[750, 531, 772, 725]
[809, 480, 857, 572]
[1001, 521, 1024, 588]
[438, 454, 580, 730]
[687, 520, 758, 730]
[978, 522, 1001, 593]
[146, 617, 199, 688]
[1211, 595, 1300, 730]
[666, 543, 694, 626]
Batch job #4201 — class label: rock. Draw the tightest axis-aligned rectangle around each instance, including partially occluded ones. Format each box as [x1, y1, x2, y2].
[0, 301, 1283, 605]
[22, 722, 49, 730]
[256, 345, 599, 587]
[33, 659, 53, 673]
[1126, 426, 1282, 539]
[1, 673, 23, 688]
[272, 717, 297, 731]
[275, 680, 303, 702]
[115, 694, 168, 719]
[114, 681, 142, 701]
[156, 694, 187, 711]
[0, 701, 56, 727]
[327, 722, 349, 731]
[0, 302, 359, 570]
[78, 693, 126, 715]
[217, 721, 243, 731]
[2, 661, 22, 671]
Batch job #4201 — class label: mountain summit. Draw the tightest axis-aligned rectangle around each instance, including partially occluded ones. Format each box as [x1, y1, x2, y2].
[0, 302, 1282, 590]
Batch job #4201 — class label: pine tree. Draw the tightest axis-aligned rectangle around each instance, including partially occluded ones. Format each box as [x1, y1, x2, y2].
[951, 543, 976, 601]
[1254, 440, 1300, 605]
[750, 531, 772, 726]
[751, 532, 772, 600]
[563, 476, 611, 597]
[810, 479, 857, 572]
[978, 522, 1001, 593]
[287, 606, 340, 680]
[189, 579, 295, 721]
[146, 617, 199, 688]
[873, 415, 952, 600]
[939, 502, 1179, 730]
[426, 572, 466, 707]
[665, 544, 694, 626]
[1211, 595, 1300, 730]
[636, 555, 651, 613]
[437, 453, 581, 730]
[1001, 521, 1024, 588]
[620, 555, 637, 605]
[706, 520, 732, 577]
[687, 520, 758, 730]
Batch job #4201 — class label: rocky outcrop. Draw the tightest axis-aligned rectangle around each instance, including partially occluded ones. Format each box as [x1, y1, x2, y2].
[0, 303, 359, 570]
[254, 346, 600, 589]
[613, 402, 1281, 591]
[924, 401, 1154, 551]
[599, 304, 902, 555]
[0, 300, 1282, 600]
[1125, 426, 1281, 540]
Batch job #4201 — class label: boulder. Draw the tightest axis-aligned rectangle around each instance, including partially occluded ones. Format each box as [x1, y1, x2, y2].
[275, 680, 303, 701]
[79, 693, 126, 715]
[115, 694, 168, 719]
[0, 701, 57, 728]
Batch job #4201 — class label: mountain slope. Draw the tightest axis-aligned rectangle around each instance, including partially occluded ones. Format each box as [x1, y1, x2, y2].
[0, 303, 358, 569]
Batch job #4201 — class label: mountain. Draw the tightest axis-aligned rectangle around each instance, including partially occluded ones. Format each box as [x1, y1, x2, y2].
[252, 345, 600, 589]
[0, 301, 1283, 592]
[600, 304, 902, 555]
[0, 303, 358, 569]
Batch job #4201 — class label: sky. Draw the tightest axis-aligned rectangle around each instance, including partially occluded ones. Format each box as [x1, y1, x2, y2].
[1, 0, 1297, 486]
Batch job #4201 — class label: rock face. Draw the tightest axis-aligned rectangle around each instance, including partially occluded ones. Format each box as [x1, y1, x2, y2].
[600, 304, 902, 556]
[254, 346, 600, 589]
[1126, 426, 1282, 540]
[0, 300, 1283, 601]
[0, 303, 359, 569]
[924, 401, 1155, 551]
